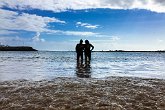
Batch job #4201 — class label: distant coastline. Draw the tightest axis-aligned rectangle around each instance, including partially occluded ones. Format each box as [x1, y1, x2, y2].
[0, 46, 37, 51]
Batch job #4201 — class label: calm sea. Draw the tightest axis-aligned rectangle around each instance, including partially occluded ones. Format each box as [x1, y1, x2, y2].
[0, 51, 165, 81]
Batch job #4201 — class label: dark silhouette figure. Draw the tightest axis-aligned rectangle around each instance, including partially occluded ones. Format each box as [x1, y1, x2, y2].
[84, 40, 94, 63]
[76, 39, 84, 64]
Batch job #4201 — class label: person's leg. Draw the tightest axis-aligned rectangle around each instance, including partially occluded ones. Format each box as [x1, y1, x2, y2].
[89, 52, 91, 61]
[77, 53, 80, 63]
[80, 53, 83, 64]
[85, 52, 87, 63]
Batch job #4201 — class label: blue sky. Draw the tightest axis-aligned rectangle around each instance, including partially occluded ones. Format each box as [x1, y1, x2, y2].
[0, 0, 165, 51]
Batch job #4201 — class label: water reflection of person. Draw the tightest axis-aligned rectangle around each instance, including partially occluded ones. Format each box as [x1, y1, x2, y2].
[84, 40, 94, 63]
[75, 39, 84, 64]
[76, 63, 91, 78]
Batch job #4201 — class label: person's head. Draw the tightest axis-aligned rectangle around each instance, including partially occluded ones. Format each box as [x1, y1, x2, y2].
[85, 40, 89, 44]
[80, 39, 83, 44]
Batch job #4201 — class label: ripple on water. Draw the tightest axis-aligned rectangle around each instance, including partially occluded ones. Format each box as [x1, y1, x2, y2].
[0, 51, 165, 82]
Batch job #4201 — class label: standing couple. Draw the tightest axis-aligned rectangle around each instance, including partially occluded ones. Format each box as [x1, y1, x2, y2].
[76, 39, 94, 64]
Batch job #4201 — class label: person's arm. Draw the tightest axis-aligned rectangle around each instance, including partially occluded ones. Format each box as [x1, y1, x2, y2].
[90, 44, 94, 51]
[75, 44, 78, 52]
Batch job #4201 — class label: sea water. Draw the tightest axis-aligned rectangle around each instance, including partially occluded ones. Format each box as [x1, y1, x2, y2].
[0, 51, 165, 81]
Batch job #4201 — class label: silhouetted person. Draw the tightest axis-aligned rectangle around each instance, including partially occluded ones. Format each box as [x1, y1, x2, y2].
[84, 40, 94, 63]
[76, 39, 84, 64]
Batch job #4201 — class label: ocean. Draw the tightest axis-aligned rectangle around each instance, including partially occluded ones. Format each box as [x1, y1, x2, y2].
[1, 51, 165, 110]
[0, 51, 165, 82]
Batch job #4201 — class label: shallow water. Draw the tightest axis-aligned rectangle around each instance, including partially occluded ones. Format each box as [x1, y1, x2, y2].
[0, 51, 165, 81]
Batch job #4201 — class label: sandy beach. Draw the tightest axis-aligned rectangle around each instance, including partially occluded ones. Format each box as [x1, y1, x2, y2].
[0, 77, 165, 110]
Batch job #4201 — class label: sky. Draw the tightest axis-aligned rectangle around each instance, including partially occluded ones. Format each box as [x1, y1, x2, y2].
[0, 0, 165, 51]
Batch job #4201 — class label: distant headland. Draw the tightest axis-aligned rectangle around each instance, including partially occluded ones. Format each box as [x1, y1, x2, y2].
[0, 45, 37, 51]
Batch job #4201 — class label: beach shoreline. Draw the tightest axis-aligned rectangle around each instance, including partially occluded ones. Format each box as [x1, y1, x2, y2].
[0, 76, 165, 110]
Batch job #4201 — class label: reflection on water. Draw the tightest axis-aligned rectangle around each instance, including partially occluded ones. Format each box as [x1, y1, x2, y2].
[76, 62, 91, 78]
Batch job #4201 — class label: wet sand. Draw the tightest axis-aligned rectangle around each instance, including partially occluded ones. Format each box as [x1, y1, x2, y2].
[0, 77, 165, 110]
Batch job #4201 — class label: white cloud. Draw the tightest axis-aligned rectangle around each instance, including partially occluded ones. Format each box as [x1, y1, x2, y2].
[157, 39, 164, 43]
[32, 32, 45, 42]
[91, 36, 120, 43]
[0, 9, 65, 35]
[44, 29, 99, 36]
[0, 30, 18, 35]
[0, 9, 99, 37]
[111, 36, 120, 41]
[0, 36, 31, 46]
[63, 31, 98, 36]
[76, 22, 99, 29]
[0, 34, 45, 46]
[0, 0, 165, 13]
